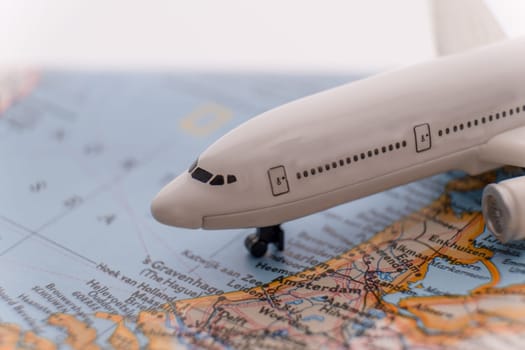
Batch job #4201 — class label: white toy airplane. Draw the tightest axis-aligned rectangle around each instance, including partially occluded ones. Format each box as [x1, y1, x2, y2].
[152, 0, 525, 257]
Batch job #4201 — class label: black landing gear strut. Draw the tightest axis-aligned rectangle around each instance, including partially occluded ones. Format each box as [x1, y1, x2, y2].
[244, 225, 284, 258]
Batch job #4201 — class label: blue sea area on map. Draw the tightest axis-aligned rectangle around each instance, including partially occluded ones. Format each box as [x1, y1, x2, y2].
[383, 257, 491, 306]
[449, 190, 483, 216]
[474, 228, 525, 289]
[367, 309, 386, 319]
[446, 168, 525, 290]
[302, 315, 325, 322]
[449, 169, 525, 217]
[5, 71, 392, 333]
[4, 71, 525, 348]
[377, 271, 394, 282]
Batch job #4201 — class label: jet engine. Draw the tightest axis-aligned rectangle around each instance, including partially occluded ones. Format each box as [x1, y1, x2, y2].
[482, 176, 525, 243]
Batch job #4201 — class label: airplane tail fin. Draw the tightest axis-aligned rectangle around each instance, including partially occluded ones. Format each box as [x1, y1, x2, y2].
[430, 0, 507, 56]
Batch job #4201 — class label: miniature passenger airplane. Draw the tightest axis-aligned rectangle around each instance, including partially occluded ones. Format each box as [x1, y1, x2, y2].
[152, 0, 525, 257]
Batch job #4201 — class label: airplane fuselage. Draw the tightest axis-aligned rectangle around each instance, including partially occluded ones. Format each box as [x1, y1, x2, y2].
[152, 37, 525, 230]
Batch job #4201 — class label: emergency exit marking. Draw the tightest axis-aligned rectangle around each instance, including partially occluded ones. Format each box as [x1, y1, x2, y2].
[414, 124, 432, 152]
[268, 166, 289, 196]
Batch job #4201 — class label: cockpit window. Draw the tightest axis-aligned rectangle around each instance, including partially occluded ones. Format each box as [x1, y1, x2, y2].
[191, 167, 213, 183]
[189, 161, 237, 186]
[188, 159, 198, 173]
[210, 175, 224, 186]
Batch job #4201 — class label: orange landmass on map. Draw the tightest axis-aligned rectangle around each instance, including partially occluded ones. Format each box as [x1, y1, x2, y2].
[6, 170, 525, 349]
[136, 171, 525, 348]
[0, 324, 20, 350]
[94, 312, 139, 350]
[48, 314, 99, 350]
[400, 285, 525, 331]
[23, 331, 56, 350]
[0, 324, 55, 350]
[135, 310, 219, 350]
[389, 285, 525, 348]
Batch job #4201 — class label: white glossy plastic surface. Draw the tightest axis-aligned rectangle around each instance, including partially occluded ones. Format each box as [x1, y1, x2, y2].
[431, 0, 506, 56]
[483, 178, 525, 242]
[151, 0, 525, 241]
[152, 37, 525, 230]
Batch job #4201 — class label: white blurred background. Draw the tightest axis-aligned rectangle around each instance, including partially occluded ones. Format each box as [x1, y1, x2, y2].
[1, 0, 524, 72]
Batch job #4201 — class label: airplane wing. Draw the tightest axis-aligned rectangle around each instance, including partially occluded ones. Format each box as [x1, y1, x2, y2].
[480, 127, 525, 168]
[430, 0, 507, 56]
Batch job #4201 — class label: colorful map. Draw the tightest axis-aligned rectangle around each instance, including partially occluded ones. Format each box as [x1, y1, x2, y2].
[1, 70, 525, 349]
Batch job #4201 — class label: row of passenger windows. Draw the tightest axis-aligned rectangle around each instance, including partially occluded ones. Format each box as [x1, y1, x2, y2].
[296, 140, 407, 180]
[189, 160, 237, 186]
[438, 105, 525, 137]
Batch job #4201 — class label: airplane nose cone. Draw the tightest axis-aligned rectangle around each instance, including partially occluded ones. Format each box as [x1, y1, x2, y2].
[150, 175, 203, 229]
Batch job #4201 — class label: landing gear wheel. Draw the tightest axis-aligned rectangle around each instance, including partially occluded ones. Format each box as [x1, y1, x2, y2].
[244, 234, 268, 258]
[244, 225, 284, 258]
